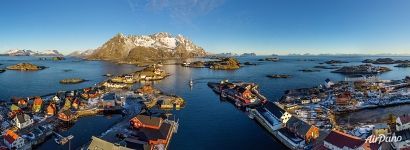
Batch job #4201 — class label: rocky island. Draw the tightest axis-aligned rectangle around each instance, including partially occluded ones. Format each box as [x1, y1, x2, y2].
[395, 63, 410, 68]
[258, 57, 279, 62]
[60, 78, 86, 84]
[6, 63, 46, 71]
[362, 58, 410, 64]
[210, 57, 240, 70]
[324, 60, 348, 64]
[332, 64, 391, 74]
[184, 57, 241, 70]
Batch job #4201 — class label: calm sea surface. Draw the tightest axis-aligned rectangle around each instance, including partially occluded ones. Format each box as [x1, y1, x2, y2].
[1, 56, 410, 150]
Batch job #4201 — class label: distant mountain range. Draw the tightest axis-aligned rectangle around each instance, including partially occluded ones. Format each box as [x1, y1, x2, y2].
[84, 32, 206, 63]
[1, 49, 63, 56]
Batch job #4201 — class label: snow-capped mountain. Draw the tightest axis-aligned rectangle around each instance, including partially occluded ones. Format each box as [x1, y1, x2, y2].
[88, 32, 206, 61]
[4, 49, 63, 56]
[5, 49, 36, 56]
[68, 49, 95, 57]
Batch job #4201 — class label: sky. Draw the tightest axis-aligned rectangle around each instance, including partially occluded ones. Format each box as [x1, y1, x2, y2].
[1, 0, 410, 55]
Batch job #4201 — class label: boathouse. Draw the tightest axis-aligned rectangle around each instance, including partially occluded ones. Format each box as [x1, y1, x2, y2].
[58, 109, 75, 122]
[285, 116, 319, 143]
[130, 115, 163, 130]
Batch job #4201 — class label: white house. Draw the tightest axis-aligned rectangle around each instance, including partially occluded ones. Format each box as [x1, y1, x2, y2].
[392, 129, 410, 149]
[396, 114, 410, 131]
[301, 99, 311, 104]
[3, 130, 25, 149]
[311, 97, 321, 103]
[11, 113, 33, 129]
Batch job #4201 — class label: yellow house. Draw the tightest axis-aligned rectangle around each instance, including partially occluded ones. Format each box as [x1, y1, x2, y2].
[373, 123, 390, 136]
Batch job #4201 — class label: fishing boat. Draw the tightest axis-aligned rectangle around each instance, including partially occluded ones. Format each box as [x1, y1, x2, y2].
[189, 79, 193, 87]
[54, 132, 74, 145]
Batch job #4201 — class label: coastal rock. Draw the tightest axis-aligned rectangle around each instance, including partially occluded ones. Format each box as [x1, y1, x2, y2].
[362, 58, 410, 64]
[6, 63, 46, 71]
[0, 69, 5, 73]
[240, 53, 256, 57]
[258, 57, 279, 62]
[313, 65, 340, 69]
[267, 74, 291, 78]
[87, 32, 206, 63]
[299, 69, 320, 72]
[60, 78, 86, 84]
[395, 63, 410, 68]
[243, 62, 257, 65]
[332, 64, 391, 74]
[324, 60, 348, 64]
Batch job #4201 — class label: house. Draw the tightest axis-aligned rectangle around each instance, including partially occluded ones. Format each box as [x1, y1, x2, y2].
[373, 123, 390, 136]
[129, 115, 174, 148]
[392, 129, 410, 149]
[323, 130, 366, 150]
[236, 86, 252, 99]
[137, 122, 173, 145]
[87, 136, 132, 150]
[311, 96, 321, 103]
[336, 92, 352, 106]
[58, 109, 75, 122]
[130, 115, 163, 130]
[396, 114, 410, 131]
[3, 130, 25, 149]
[11, 113, 33, 129]
[46, 103, 56, 116]
[301, 99, 311, 104]
[32, 97, 43, 113]
[286, 116, 319, 143]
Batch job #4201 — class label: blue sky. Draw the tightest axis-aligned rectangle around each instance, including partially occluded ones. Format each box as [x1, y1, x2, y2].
[1, 0, 410, 55]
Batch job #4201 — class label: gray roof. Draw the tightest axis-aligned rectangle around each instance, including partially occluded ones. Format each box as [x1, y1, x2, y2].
[136, 115, 162, 127]
[374, 123, 389, 129]
[395, 129, 410, 141]
[15, 113, 30, 123]
[264, 101, 286, 119]
[87, 136, 133, 150]
[286, 116, 313, 137]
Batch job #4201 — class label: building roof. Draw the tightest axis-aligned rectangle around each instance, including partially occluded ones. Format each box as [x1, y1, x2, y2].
[286, 116, 313, 137]
[61, 109, 73, 116]
[324, 130, 365, 149]
[3, 130, 20, 144]
[399, 114, 410, 124]
[138, 122, 171, 141]
[374, 123, 389, 129]
[264, 101, 286, 119]
[87, 136, 133, 150]
[15, 113, 30, 123]
[395, 129, 410, 141]
[135, 115, 162, 127]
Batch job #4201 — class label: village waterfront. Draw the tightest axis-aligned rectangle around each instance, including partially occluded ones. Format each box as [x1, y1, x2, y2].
[1, 56, 410, 149]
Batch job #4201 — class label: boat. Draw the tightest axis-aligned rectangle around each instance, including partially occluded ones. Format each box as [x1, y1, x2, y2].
[54, 132, 74, 145]
[189, 79, 193, 87]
